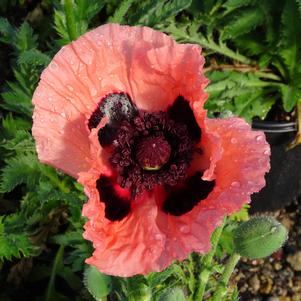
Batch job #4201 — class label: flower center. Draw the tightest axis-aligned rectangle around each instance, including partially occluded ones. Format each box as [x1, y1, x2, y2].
[136, 136, 171, 171]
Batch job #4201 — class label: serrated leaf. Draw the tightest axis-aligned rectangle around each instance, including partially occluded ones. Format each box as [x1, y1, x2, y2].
[0, 153, 41, 192]
[205, 71, 276, 122]
[0, 217, 37, 261]
[0, 17, 15, 44]
[84, 266, 111, 300]
[223, 0, 255, 10]
[54, 0, 104, 45]
[279, 0, 301, 79]
[14, 21, 38, 53]
[281, 84, 301, 112]
[1, 130, 34, 152]
[221, 8, 265, 40]
[18, 49, 51, 66]
[109, 0, 135, 23]
[131, 0, 192, 27]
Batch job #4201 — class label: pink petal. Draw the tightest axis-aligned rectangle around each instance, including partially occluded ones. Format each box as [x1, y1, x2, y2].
[32, 24, 208, 177]
[80, 172, 165, 277]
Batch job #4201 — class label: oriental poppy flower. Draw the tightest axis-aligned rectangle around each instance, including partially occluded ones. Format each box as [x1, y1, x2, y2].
[32, 24, 270, 276]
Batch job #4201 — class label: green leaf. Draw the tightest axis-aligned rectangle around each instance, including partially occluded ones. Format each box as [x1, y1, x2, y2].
[279, 0, 301, 79]
[131, 0, 192, 27]
[221, 7, 265, 41]
[1, 130, 35, 152]
[54, 0, 105, 45]
[281, 84, 301, 112]
[109, 0, 135, 23]
[223, 0, 256, 11]
[18, 49, 51, 66]
[0, 217, 37, 261]
[0, 17, 15, 44]
[14, 21, 38, 53]
[205, 71, 276, 122]
[84, 265, 112, 300]
[0, 153, 41, 192]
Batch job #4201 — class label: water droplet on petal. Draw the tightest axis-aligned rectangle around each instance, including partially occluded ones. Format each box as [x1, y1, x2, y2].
[67, 85, 74, 91]
[256, 135, 264, 142]
[60, 112, 66, 118]
[231, 137, 237, 144]
[154, 234, 162, 241]
[180, 225, 190, 234]
[51, 63, 58, 69]
[263, 149, 270, 155]
[231, 181, 241, 188]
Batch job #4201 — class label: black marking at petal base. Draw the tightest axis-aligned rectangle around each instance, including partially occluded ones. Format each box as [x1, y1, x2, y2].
[88, 92, 137, 130]
[168, 96, 201, 142]
[96, 176, 131, 221]
[162, 172, 215, 216]
[98, 124, 118, 147]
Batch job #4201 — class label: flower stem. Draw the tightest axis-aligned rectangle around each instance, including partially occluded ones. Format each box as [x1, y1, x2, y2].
[193, 219, 226, 301]
[211, 253, 241, 301]
[45, 245, 64, 301]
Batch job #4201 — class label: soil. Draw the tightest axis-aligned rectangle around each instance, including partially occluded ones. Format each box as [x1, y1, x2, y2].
[234, 198, 301, 301]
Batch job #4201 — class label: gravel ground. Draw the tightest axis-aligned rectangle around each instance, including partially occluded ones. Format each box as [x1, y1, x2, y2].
[234, 198, 301, 301]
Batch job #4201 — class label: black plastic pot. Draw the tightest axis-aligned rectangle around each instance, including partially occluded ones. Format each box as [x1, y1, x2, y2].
[250, 120, 301, 212]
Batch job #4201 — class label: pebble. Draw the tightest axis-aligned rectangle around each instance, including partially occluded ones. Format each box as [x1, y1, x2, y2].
[287, 251, 301, 271]
[249, 275, 261, 292]
[266, 297, 279, 301]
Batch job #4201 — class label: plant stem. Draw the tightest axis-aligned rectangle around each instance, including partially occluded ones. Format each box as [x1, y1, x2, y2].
[211, 253, 241, 301]
[193, 219, 226, 301]
[287, 100, 301, 149]
[45, 245, 64, 301]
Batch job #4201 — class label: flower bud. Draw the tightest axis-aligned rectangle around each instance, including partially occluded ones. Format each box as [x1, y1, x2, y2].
[158, 287, 186, 301]
[233, 216, 287, 259]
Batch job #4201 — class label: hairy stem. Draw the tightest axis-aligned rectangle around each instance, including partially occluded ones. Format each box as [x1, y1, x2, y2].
[193, 219, 226, 301]
[211, 253, 241, 301]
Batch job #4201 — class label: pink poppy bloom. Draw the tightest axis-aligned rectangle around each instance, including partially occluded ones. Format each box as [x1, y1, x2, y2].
[32, 24, 270, 277]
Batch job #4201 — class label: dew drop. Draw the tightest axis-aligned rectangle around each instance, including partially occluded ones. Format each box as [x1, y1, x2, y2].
[180, 225, 190, 234]
[67, 85, 74, 91]
[271, 226, 277, 233]
[263, 149, 270, 155]
[231, 137, 237, 144]
[154, 234, 162, 241]
[60, 112, 66, 118]
[51, 63, 58, 69]
[256, 135, 264, 142]
[231, 181, 241, 188]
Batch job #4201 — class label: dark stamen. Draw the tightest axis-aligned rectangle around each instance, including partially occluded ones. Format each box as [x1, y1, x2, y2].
[96, 176, 131, 221]
[162, 172, 215, 216]
[88, 92, 137, 131]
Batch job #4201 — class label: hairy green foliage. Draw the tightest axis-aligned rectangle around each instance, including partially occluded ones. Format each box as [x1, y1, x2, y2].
[129, 0, 192, 27]
[0, 217, 38, 261]
[205, 71, 276, 122]
[54, 0, 105, 44]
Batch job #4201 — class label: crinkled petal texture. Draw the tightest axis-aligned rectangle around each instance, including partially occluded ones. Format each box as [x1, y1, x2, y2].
[81, 117, 270, 276]
[32, 23, 207, 178]
[32, 24, 270, 277]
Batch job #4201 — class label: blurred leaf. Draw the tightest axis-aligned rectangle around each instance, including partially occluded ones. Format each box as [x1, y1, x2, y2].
[84, 265, 112, 300]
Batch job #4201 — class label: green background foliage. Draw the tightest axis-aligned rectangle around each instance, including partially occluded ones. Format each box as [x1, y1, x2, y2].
[0, 0, 300, 300]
